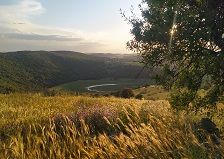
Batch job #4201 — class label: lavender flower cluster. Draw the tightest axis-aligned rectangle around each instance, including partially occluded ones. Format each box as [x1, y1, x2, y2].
[51, 104, 118, 134]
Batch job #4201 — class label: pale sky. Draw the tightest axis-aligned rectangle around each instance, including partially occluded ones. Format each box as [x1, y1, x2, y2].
[0, 0, 142, 53]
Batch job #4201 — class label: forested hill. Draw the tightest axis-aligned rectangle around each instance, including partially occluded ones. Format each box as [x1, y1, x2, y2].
[0, 51, 147, 93]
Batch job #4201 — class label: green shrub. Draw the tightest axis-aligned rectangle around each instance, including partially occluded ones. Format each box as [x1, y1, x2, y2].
[120, 88, 135, 99]
[135, 94, 144, 100]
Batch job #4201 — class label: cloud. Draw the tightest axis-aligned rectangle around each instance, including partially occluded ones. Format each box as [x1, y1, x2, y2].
[0, 1, 100, 45]
[0, 0, 129, 53]
[1, 33, 83, 41]
[0, 36, 106, 53]
[19, 0, 45, 14]
[0, 0, 44, 23]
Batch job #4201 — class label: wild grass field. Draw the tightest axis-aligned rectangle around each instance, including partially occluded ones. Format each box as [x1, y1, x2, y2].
[0, 93, 223, 158]
[134, 85, 169, 100]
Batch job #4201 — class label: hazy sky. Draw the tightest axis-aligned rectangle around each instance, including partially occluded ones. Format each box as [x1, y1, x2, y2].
[0, 0, 142, 53]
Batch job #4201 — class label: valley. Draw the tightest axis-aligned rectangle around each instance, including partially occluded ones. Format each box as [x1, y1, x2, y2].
[51, 78, 154, 93]
[0, 51, 223, 158]
[0, 51, 149, 93]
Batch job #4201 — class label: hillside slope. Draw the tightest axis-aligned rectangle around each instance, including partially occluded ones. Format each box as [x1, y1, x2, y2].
[0, 51, 147, 93]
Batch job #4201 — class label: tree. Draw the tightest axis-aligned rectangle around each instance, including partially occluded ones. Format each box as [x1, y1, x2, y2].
[136, 94, 144, 100]
[124, 0, 224, 112]
[120, 88, 135, 98]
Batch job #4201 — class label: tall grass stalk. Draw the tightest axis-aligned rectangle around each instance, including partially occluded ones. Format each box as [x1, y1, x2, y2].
[0, 93, 223, 158]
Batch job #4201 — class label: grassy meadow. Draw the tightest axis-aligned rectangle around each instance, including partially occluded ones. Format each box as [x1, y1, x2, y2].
[134, 85, 169, 100]
[51, 78, 155, 94]
[0, 93, 223, 158]
[52, 79, 169, 101]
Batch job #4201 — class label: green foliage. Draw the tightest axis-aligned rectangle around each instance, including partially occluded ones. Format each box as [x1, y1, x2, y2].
[135, 93, 144, 100]
[0, 51, 147, 93]
[124, 0, 224, 112]
[120, 88, 135, 98]
[111, 90, 121, 97]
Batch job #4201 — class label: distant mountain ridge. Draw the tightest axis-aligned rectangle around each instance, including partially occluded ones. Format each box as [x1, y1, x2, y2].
[87, 53, 139, 61]
[0, 51, 147, 93]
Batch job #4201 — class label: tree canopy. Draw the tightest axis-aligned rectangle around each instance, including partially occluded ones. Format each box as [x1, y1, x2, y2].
[125, 0, 224, 112]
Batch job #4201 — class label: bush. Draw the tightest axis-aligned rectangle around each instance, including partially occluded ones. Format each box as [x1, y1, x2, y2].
[120, 88, 135, 99]
[42, 89, 57, 97]
[136, 94, 144, 100]
[111, 91, 121, 97]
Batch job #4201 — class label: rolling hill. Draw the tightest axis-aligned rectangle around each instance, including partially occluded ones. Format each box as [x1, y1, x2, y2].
[0, 51, 148, 93]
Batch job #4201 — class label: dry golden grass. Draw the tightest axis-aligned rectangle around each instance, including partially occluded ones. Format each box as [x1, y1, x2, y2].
[0, 93, 223, 158]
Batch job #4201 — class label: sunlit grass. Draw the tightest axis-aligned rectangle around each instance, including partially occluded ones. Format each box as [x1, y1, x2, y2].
[134, 85, 169, 100]
[0, 93, 223, 158]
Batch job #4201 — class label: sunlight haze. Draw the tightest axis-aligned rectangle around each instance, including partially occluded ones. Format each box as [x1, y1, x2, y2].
[0, 0, 142, 53]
